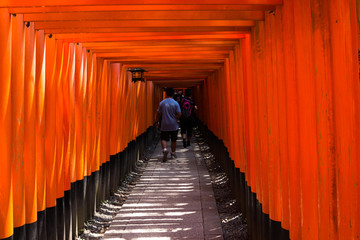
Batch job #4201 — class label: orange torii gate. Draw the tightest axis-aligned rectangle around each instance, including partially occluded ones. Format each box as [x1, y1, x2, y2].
[0, 0, 360, 240]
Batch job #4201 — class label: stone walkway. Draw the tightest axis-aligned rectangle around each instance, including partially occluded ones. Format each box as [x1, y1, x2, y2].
[103, 137, 223, 240]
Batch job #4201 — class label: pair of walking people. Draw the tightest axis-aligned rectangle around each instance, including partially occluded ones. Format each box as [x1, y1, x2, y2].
[156, 87, 197, 162]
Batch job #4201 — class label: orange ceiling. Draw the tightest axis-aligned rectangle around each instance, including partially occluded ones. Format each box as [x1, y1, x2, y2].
[4, 0, 282, 87]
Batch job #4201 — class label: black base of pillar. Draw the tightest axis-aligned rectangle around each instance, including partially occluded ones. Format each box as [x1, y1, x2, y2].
[56, 197, 65, 240]
[37, 210, 46, 240]
[13, 225, 26, 240]
[70, 182, 77, 239]
[0, 126, 158, 240]
[198, 123, 290, 240]
[64, 190, 72, 240]
[46, 206, 57, 240]
[25, 221, 37, 240]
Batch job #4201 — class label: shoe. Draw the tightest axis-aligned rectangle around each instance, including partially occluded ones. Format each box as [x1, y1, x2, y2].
[183, 139, 187, 148]
[171, 152, 177, 159]
[187, 141, 190, 147]
[162, 150, 168, 162]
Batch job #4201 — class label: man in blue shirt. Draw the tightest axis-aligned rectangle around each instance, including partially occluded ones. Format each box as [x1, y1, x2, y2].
[156, 87, 181, 162]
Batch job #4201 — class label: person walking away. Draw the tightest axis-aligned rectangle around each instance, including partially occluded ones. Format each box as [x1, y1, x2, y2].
[177, 90, 184, 105]
[180, 89, 198, 148]
[156, 87, 181, 162]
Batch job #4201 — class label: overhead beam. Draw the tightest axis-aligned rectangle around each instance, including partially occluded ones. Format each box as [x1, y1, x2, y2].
[99, 55, 229, 61]
[82, 39, 240, 48]
[9, 4, 277, 14]
[1, 0, 283, 7]
[123, 63, 224, 69]
[35, 20, 256, 30]
[44, 26, 250, 34]
[53, 31, 245, 38]
[24, 11, 264, 21]
[150, 78, 205, 82]
[90, 46, 234, 54]
[57, 34, 246, 42]
[95, 51, 229, 58]
[108, 59, 225, 64]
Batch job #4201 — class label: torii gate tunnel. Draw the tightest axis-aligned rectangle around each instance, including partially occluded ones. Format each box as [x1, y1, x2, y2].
[0, 0, 360, 239]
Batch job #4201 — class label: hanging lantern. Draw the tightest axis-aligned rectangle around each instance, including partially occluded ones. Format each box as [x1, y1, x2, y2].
[129, 68, 146, 83]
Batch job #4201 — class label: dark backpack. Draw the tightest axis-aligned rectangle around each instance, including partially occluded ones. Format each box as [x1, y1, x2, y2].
[181, 98, 193, 120]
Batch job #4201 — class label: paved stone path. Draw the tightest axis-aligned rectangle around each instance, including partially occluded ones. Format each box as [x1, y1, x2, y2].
[103, 137, 223, 240]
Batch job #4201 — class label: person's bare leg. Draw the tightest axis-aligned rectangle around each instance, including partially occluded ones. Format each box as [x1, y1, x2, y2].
[161, 140, 167, 150]
[162, 140, 168, 162]
[182, 133, 187, 148]
[171, 141, 176, 153]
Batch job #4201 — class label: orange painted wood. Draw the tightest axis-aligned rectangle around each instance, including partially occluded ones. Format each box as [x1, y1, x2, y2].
[223, 58, 235, 162]
[59, 35, 246, 43]
[253, 21, 270, 215]
[264, 11, 281, 222]
[88, 53, 98, 174]
[82, 39, 240, 48]
[75, 43, 85, 181]
[233, 42, 247, 172]
[1, 0, 283, 7]
[85, 50, 95, 176]
[281, 1, 301, 238]
[0, 8, 14, 239]
[273, 5, 290, 229]
[44, 27, 250, 34]
[109, 63, 120, 155]
[11, 13, 26, 229]
[35, 30, 47, 213]
[44, 35, 57, 208]
[310, 1, 336, 238]
[242, 34, 257, 193]
[24, 21, 38, 225]
[55, 40, 65, 199]
[68, 43, 77, 183]
[34, 20, 256, 29]
[329, 0, 359, 239]
[9, 4, 276, 14]
[293, 0, 319, 238]
[23, 10, 265, 21]
[94, 58, 104, 170]
[62, 42, 72, 191]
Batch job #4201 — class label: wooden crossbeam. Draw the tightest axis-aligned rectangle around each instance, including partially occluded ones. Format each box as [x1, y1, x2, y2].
[57, 34, 245, 43]
[9, 4, 276, 14]
[44, 27, 250, 34]
[2, 0, 283, 7]
[82, 39, 240, 47]
[35, 20, 256, 30]
[24, 11, 264, 22]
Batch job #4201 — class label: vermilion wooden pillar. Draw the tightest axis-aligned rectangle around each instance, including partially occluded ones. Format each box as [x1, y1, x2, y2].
[242, 34, 257, 195]
[293, 1, 320, 238]
[44, 33, 57, 240]
[281, 1, 301, 239]
[329, 0, 360, 239]
[35, 29, 46, 240]
[75, 43, 85, 185]
[11, 13, 26, 240]
[109, 63, 120, 156]
[264, 10, 282, 223]
[24, 21, 37, 239]
[85, 51, 95, 179]
[273, 6, 290, 231]
[310, 1, 336, 239]
[0, 8, 14, 240]
[55, 40, 65, 240]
